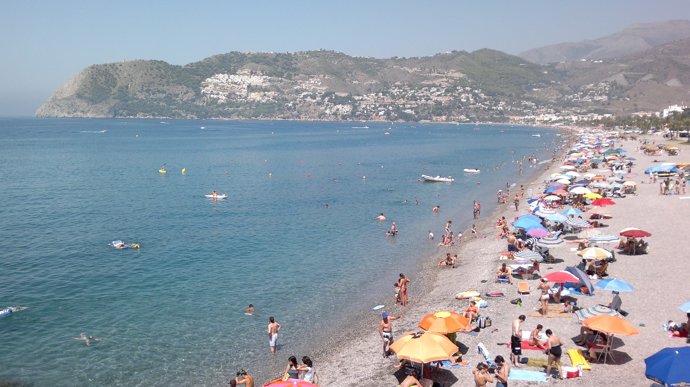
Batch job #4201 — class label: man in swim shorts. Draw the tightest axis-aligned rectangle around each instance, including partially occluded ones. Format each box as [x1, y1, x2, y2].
[511, 315, 525, 366]
[378, 312, 400, 357]
[267, 316, 281, 353]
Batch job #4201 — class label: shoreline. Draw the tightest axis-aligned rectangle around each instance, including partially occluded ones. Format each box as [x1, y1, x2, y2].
[310, 128, 577, 385]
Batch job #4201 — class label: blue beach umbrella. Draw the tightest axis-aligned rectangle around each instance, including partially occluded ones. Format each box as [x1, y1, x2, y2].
[645, 347, 690, 386]
[546, 213, 568, 223]
[679, 301, 690, 314]
[562, 207, 582, 216]
[595, 278, 635, 293]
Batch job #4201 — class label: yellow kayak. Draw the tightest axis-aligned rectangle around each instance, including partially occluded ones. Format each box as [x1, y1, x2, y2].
[159, 168, 167, 174]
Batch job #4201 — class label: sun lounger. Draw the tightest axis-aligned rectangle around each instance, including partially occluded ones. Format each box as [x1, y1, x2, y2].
[517, 281, 530, 294]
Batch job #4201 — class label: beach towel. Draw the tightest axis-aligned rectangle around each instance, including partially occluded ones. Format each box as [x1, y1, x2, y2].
[508, 369, 547, 383]
[566, 348, 591, 370]
[486, 291, 505, 297]
[505, 341, 544, 351]
[526, 358, 549, 368]
[434, 360, 471, 368]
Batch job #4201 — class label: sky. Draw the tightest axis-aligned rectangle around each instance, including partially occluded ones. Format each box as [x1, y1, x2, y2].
[2, 0, 690, 116]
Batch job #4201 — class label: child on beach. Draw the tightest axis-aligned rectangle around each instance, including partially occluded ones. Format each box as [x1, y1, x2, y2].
[394, 283, 401, 305]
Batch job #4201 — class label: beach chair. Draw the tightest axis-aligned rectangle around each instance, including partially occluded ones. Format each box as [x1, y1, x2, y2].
[517, 281, 530, 294]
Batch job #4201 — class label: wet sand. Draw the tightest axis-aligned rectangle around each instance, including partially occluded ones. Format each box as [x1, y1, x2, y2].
[314, 132, 689, 386]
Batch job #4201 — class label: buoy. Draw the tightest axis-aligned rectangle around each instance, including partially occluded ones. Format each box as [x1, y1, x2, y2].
[181, 168, 187, 175]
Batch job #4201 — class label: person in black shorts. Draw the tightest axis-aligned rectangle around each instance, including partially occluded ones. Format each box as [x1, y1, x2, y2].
[511, 315, 525, 366]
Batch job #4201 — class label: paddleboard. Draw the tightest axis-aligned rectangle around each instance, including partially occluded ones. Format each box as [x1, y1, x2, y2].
[244, 313, 253, 316]
[372, 304, 385, 311]
[205, 194, 227, 199]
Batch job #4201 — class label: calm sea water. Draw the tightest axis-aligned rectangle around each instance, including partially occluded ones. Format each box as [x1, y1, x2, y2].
[0, 119, 559, 386]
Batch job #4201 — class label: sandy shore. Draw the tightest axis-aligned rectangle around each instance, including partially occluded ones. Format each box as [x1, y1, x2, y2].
[314, 132, 688, 386]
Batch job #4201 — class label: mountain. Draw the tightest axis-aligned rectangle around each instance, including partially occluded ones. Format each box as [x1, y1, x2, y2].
[36, 49, 555, 121]
[519, 20, 690, 65]
[37, 21, 690, 121]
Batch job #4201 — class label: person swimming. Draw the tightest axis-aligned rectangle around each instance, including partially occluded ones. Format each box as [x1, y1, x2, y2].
[375, 213, 386, 221]
[74, 333, 98, 346]
[245, 304, 254, 315]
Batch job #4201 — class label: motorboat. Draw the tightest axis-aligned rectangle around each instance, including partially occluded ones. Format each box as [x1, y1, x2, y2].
[421, 174, 454, 183]
[463, 168, 481, 174]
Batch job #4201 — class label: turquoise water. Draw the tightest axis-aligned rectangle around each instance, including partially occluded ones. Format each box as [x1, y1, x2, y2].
[0, 119, 558, 386]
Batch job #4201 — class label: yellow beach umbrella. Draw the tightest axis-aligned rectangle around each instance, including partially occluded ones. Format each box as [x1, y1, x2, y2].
[389, 331, 459, 363]
[584, 192, 602, 199]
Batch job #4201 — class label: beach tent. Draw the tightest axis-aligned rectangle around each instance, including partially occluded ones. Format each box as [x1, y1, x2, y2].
[565, 266, 593, 294]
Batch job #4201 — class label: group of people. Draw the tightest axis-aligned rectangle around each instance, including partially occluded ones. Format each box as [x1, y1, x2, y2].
[510, 315, 565, 379]
[280, 355, 317, 384]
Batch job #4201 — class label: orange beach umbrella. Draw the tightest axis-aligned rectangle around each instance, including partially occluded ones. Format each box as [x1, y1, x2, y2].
[583, 315, 639, 336]
[419, 311, 471, 334]
[389, 331, 459, 363]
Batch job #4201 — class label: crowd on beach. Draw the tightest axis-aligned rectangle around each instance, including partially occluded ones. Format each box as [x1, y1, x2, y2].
[313, 127, 689, 387]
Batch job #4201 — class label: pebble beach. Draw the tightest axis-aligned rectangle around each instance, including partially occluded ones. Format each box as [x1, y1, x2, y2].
[315, 129, 689, 386]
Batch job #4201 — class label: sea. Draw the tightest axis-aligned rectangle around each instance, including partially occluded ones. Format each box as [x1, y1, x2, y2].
[0, 118, 561, 386]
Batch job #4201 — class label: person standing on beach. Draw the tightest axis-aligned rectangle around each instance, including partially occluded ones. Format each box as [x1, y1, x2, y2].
[267, 316, 281, 353]
[514, 194, 520, 211]
[378, 312, 400, 357]
[538, 278, 550, 316]
[544, 329, 563, 379]
[398, 273, 410, 306]
[511, 315, 526, 366]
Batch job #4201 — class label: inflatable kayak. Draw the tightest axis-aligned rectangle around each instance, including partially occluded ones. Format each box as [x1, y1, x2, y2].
[205, 194, 227, 199]
[0, 306, 24, 318]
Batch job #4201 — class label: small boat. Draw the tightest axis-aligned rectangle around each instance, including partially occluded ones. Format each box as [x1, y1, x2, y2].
[0, 306, 20, 318]
[205, 193, 227, 199]
[421, 175, 454, 183]
[532, 134, 541, 137]
[463, 168, 481, 174]
[159, 168, 167, 174]
[352, 126, 369, 129]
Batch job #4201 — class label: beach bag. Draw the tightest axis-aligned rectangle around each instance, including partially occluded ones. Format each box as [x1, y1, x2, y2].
[477, 316, 492, 329]
[563, 365, 583, 379]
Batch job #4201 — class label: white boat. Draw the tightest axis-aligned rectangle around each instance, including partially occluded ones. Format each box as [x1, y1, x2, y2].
[532, 134, 541, 137]
[352, 125, 369, 129]
[421, 174, 454, 183]
[463, 168, 481, 174]
[205, 193, 227, 199]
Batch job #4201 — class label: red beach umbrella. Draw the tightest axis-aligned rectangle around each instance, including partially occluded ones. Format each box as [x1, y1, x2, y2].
[591, 198, 616, 207]
[620, 229, 652, 238]
[542, 271, 580, 283]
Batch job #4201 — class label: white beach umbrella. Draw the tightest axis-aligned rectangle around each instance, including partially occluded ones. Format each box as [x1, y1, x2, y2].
[569, 186, 592, 195]
[544, 195, 561, 201]
[560, 165, 576, 170]
[583, 173, 597, 179]
[565, 171, 581, 177]
[556, 178, 572, 185]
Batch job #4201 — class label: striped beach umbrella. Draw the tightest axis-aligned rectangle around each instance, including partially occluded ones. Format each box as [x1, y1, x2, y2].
[537, 236, 565, 248]
[588, 234, 620, 244]
[575, 305, 621, 321]
[514, 250, 543, 262]
[567, 217, 591, 228]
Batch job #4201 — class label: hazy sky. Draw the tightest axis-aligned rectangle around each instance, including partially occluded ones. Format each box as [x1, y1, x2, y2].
[2, 0, 690, 116]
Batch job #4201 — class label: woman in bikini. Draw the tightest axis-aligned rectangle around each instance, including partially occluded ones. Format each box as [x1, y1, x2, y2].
[538, 278, 550, 316]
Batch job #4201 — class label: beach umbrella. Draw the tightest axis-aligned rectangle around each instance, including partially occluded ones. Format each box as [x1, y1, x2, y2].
[527, 228, 549, 238]
[544, 186, 560, 194]
[567, 217, 591, 229]
[579, 228, 601, 239]
[556, 178, 572, 185]
[620, 229, 652, 238]
[595, 278, 634, 293]
[592, 198, 616, 207]
[583, 192, 602, 199]
[583, 173, 597, 179]
[564, 171, 581, 178]
[537, 236, 565, 248]
[514, 250, 543, 262]
[588, 234, 619, 244]
[546, 213, 568, 223]
[575, 305, 621, 321]
[264, 380, 318, 387]
[575, 179, 591, 185]
[565, 266, 593, 292]
[512, 217, 542, 230]
[569, 186, 592, 195]
[560, 165, 576, 170]
[562, 207, 582, 216]
[583, 315, 639, 336]
[389, 331, 459, 363]
[578, 247, 612, 260]
[552, 189, 569, 196]
[544, 195, 561, 201]
[542, 271, 580, 283]
[419, 311, 471, 334]
[645, 347, 690, 387]
[679, 301, 690, 313]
